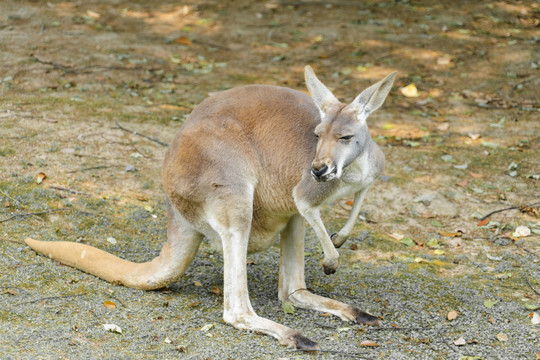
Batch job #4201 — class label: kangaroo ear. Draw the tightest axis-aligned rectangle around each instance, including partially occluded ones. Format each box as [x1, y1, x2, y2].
[304, 65, 340, 116]
[350, 71, 396, 120]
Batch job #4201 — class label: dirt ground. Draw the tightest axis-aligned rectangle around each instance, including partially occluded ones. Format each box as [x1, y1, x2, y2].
[1, 0, 539, 359]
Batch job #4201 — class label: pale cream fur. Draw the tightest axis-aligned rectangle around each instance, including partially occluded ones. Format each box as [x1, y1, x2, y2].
[25, 66, 395, 350]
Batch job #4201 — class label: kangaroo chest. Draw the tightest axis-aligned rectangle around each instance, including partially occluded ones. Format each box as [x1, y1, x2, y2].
[326, 151, 378, 203]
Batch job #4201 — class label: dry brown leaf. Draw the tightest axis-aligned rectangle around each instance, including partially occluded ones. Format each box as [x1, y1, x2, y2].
[359, 340, 380, 347]
[211, 286, 220, 295]
[456, 179, 468, 187]
[468, 171, 484, 178]
[438, 230, 462, 237]
[536, 351, 540, 360]
[103, 300, 117, 309]
[36, 172, 47, 184]
[4, 289, 17, 296]
[447, 310, 458, 321]
[477, 219, 489, 226]
[346, 200, 354, 206]
[174, 36, 192, 46]
[186, 301, 201, 308]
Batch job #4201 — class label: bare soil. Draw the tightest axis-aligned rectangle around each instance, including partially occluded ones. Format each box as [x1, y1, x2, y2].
[1, 1, 539, 359]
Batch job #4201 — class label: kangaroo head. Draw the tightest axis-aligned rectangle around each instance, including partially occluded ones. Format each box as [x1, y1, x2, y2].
[304, 65, 396, 182]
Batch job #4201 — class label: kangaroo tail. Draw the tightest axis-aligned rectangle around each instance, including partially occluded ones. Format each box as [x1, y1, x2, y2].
[25, 203, 203, 290]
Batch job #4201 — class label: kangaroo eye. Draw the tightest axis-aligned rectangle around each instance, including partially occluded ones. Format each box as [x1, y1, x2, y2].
[314, 133, 319, 139]
[340, 135, 354, 141]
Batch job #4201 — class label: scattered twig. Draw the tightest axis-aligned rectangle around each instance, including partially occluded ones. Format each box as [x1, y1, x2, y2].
[67, 165, 118, 173]
[0, 208, 70, 223]
[524, 273, 540, 296]
[30, 54, 150, 75]
[49, 186, 90, 196]
[114, 120, 169, 147]
[13, 292, 86, 307]
[480, 201, 540, 221]
[315, 322, 338, 329]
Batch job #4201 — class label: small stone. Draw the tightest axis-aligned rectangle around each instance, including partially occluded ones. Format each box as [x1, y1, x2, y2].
[125, 164, 136, 172]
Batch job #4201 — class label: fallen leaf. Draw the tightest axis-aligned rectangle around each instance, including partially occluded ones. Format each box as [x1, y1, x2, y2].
[164, 337, 172, 344]
[103, 300, 117, 309]
[106, 237, 117, 245]
[454, 336, 466, 346]
[467, 133, 481, 140]
[477, 219, 489, 227]
[337, 327, 351, 333]
[36, 172, 47, 184]
[200, 324, 213, 332]
[426, 238, 439, 248]
[186, 301, 201, 308]
[484, 299, 499, 309]
[525, 303, 540, 311]
[359, 340, 380, 347]
[536, 351, 540, 360]
[211, 286, 220, 295]
[438, 230, 462, 237]
[488, 316, 495, 323]
[456, 179, 468, 187]
[282, 301, 295, 314]
[4, 289, 17, 296]
[459, 356, 482, 360]
[400, 83, 420, 98]
[434, 249, 445, 255]
[389, 233, 405, 241]
[346, 200, 354, 206]
[447, 310, 458, 321]
[512, 225, 530, 238]
[532, 312, 540, 325]
[103, 323, 122, 334]
[468, 171, 484, 178]
[495, 333, 508, 342]
[193, 281, 202, 287]
[174, 36, 192, 46]
[400, 237, 416, 247]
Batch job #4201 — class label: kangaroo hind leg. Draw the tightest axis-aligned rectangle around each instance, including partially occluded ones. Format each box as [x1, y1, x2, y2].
[279, 214, 379, 326]
[207, 189, 319, 350]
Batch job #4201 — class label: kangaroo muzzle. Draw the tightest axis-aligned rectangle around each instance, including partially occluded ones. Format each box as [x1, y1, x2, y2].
[311, 163, 337, 182]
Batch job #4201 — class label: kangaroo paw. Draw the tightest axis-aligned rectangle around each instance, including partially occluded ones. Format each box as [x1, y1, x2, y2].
[291, 333, 320, 351]
[330, 232, 349, 248]
[352, 308, 380, 326]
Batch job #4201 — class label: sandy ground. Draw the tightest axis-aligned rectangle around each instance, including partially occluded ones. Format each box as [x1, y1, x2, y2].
[1, 0, 539, 359]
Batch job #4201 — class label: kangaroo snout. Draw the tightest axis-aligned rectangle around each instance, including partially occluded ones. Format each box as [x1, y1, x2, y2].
[311, 162, 336, 182]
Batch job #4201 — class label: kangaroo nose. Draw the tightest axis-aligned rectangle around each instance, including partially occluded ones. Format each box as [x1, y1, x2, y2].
[311, 165, 328, 179]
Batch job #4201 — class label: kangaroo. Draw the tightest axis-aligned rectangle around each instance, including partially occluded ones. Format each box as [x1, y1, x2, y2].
[25, 66, 395, 350]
